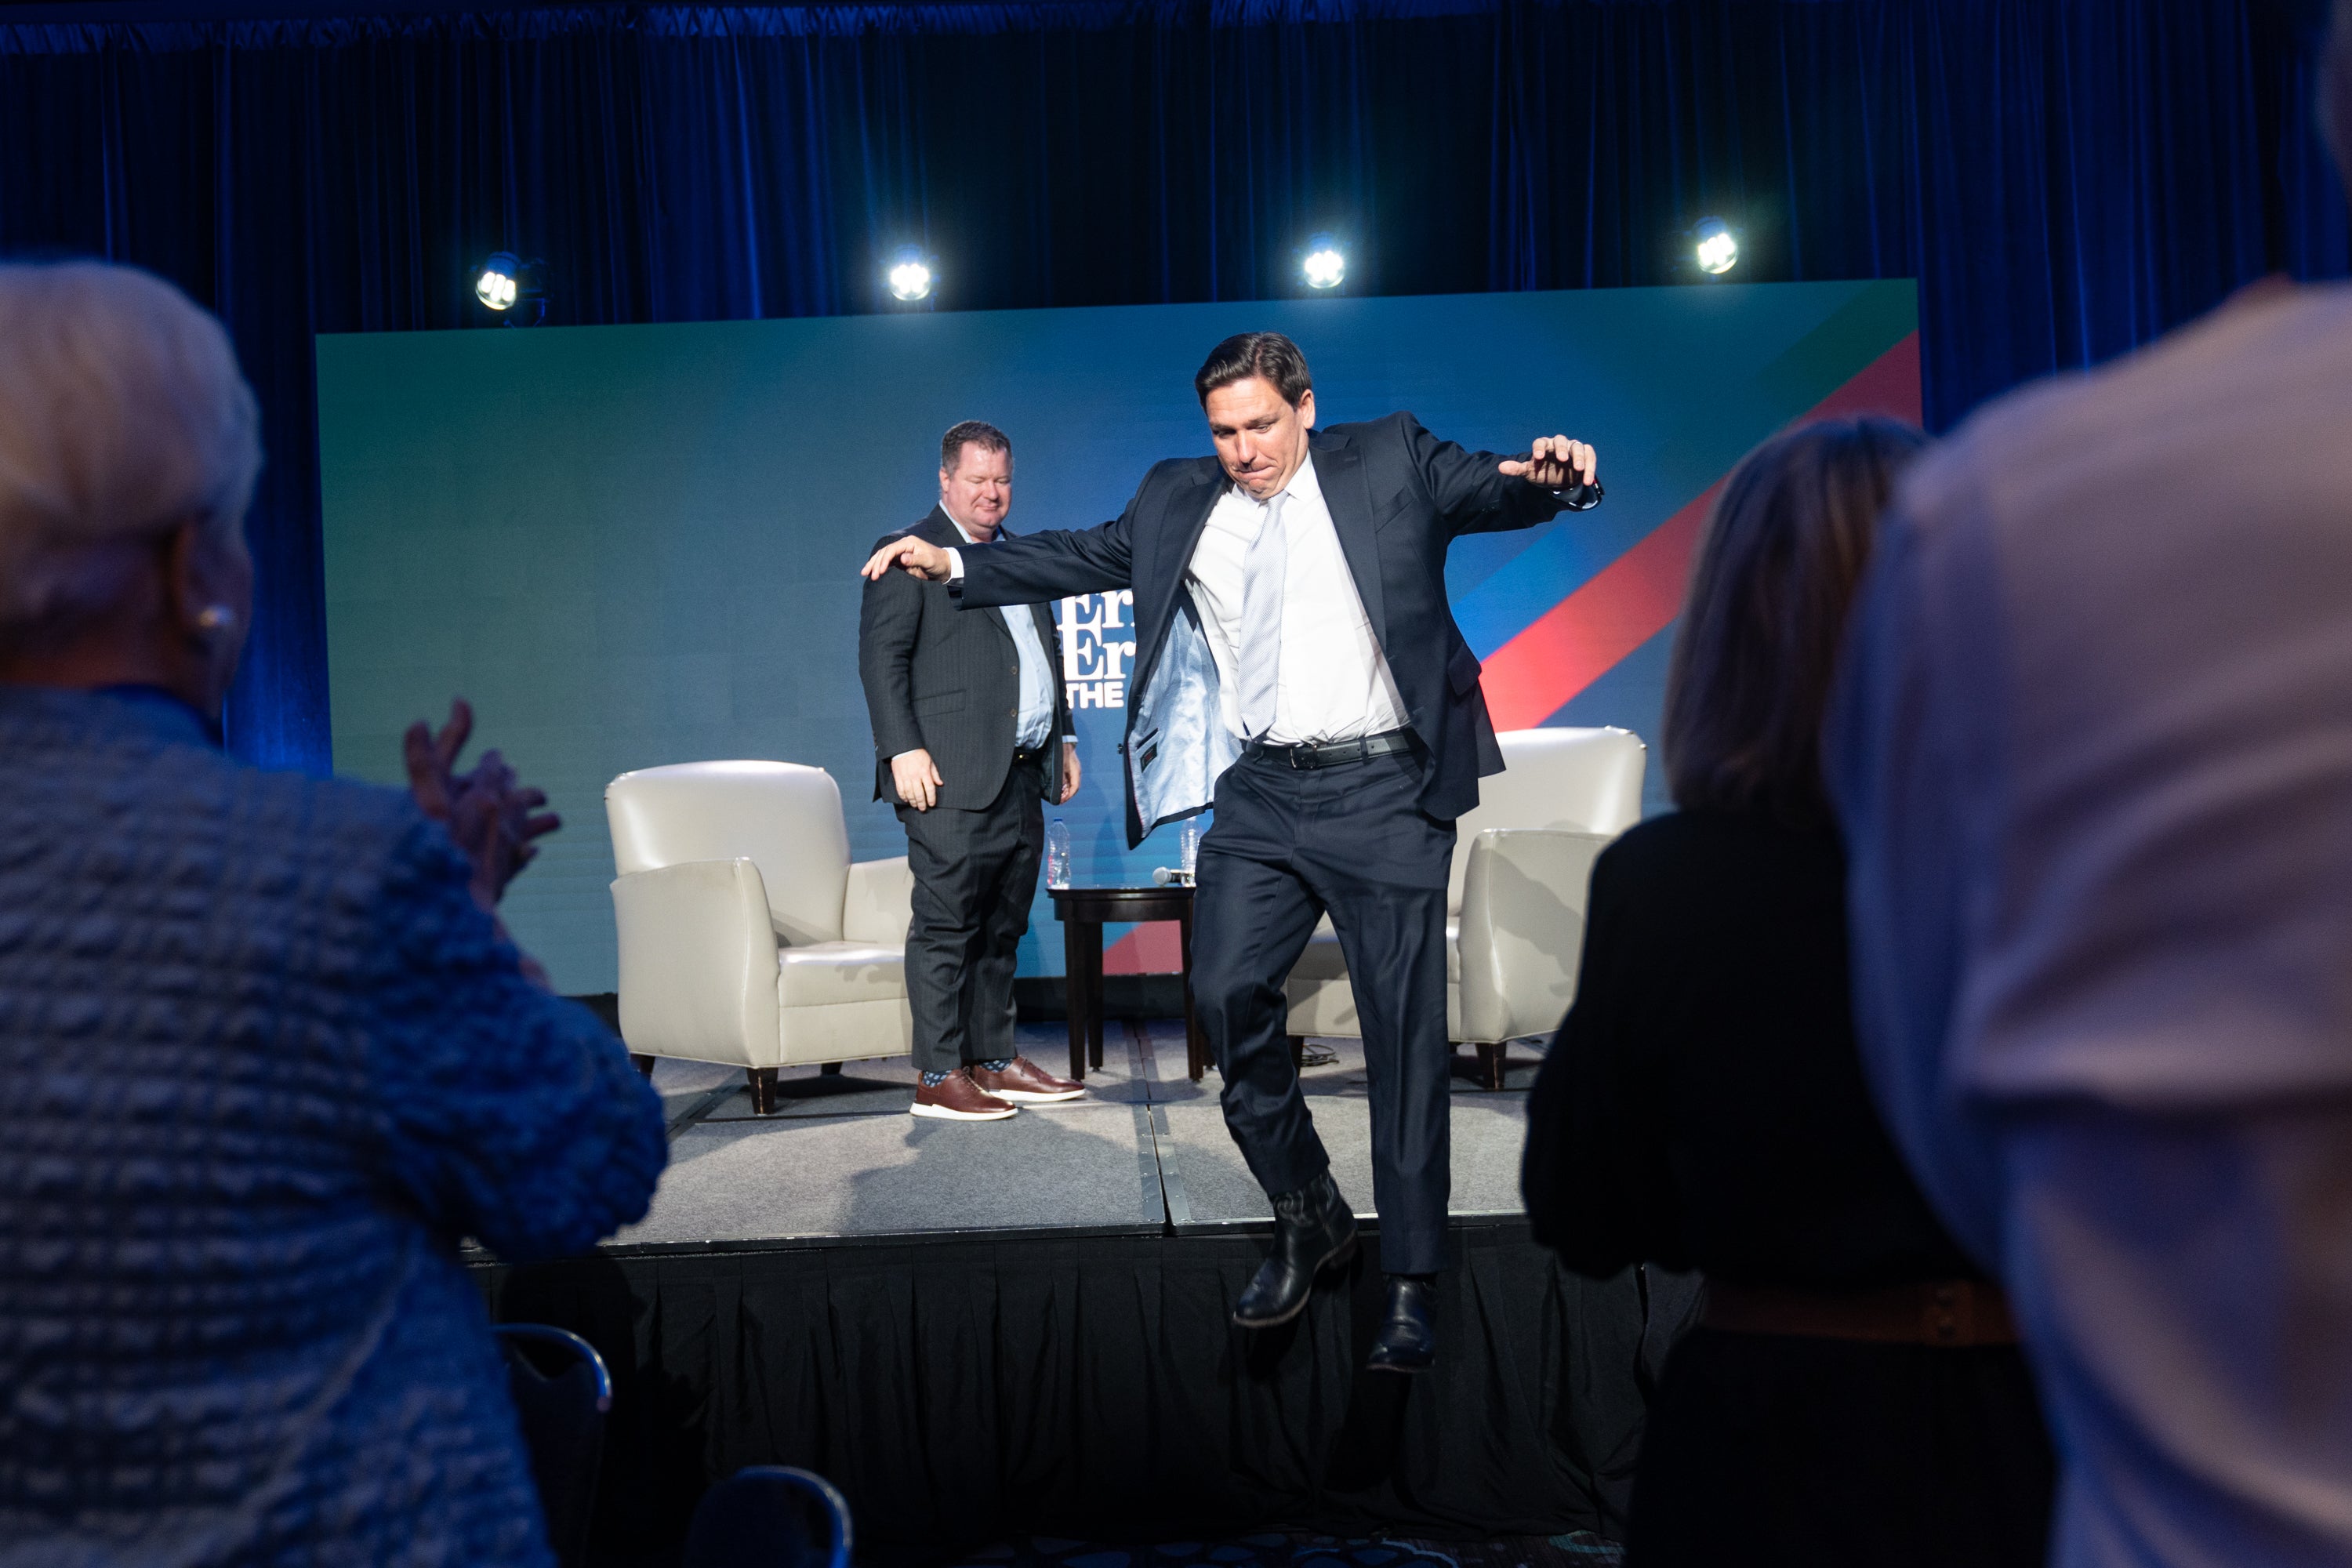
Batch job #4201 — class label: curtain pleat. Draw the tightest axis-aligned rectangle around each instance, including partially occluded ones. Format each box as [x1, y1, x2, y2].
[0, 0, 2343, 768]
[485, 1225, 1707, 1557]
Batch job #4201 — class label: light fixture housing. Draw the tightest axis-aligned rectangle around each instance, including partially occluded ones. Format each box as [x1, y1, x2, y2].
[1693, 217, 1739, 276]
[474, 252, 523, 310]
[471, 252, 546, 324]
[1301, 234, 1346, 290]
[887, 246, 935, 303]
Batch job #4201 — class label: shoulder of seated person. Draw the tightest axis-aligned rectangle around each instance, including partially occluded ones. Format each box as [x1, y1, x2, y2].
[192, 768, 440, 903]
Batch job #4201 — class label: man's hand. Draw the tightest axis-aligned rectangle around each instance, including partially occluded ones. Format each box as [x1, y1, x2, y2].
[1499, 434, 1598, 491]
[1059, 739, 1082, 804]
[862, 535, 956, 583]
[892, 748, 946, 811]
[402, 698, 563, 914]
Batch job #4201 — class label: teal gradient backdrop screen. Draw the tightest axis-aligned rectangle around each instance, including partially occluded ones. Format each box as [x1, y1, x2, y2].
[316, 281, 1917, 994]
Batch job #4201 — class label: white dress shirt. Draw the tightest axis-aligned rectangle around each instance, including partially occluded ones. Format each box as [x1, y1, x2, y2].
[952, 515, 1060, 751]
[1186, 459, 1406, 746]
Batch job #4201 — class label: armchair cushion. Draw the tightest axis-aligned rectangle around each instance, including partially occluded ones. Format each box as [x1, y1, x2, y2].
[775, 942, 909, 1008]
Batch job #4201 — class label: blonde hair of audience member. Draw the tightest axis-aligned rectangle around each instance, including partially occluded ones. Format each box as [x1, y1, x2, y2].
[0, 261, 260, 718]
[1661, 415, 1927, 828]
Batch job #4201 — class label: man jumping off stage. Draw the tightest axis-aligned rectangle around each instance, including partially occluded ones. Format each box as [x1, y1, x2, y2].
[862, 332, 1599, 1371]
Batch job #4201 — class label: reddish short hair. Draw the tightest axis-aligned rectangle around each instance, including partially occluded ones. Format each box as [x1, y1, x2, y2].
[939, 419, 1011, 474]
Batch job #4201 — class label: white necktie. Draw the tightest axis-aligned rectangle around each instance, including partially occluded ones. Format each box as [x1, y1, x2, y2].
[1237, 492, 1287, 739]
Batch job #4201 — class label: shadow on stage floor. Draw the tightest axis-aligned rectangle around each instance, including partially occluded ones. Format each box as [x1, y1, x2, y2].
[474, 1023, 1700, 1566]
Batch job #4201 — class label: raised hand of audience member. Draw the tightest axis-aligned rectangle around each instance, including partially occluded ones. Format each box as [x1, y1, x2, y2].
[402, 698, 562, 913]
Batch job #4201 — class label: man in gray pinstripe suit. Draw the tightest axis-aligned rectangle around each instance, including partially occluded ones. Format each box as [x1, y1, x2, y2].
[858, 421, 1086, 1122]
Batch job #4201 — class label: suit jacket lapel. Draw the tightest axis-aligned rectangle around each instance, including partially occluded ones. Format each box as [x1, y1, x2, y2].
[932, 506, 1014, 651]
[1312, 437, 1387, 652]
[1136, 463, 1225, 689]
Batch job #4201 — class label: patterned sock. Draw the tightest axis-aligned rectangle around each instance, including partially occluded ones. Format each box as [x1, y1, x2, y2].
[920, 1069, 952, 1087]
[978, 1058, 1014, 1072]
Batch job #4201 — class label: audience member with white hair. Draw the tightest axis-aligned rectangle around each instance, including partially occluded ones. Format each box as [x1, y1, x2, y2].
[1826, 5, 2352, 1562]
[0, 261, 666, 1563]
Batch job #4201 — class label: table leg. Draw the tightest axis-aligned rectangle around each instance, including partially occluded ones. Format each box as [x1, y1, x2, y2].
[1063, 917, 1087, 1082]
[1086, 920, 1106, 1070]
[1179, 909, 1206, 1082]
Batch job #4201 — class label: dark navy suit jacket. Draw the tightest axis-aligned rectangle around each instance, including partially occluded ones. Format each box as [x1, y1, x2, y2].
[955, 412, 1598, 844]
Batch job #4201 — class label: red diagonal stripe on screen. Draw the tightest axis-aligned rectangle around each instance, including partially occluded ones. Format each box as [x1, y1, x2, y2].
[1479, 329, 1922, 731]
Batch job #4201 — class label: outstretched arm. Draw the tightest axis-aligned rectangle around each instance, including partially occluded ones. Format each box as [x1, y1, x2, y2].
[860, 481, 1146, 608]
[957, 521, 1134, 608]
[1403, 416, 1602, 537]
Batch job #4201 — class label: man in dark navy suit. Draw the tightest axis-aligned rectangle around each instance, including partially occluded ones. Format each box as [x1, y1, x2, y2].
[863, 336, 1599, 1367]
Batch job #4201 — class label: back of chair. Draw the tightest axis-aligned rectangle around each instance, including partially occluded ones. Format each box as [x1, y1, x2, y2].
[607, 762, 851, 946]
[682, 1466, 853, 1568]
[1447, 728, 1646, 913]
[495, 1324, 612, 1568]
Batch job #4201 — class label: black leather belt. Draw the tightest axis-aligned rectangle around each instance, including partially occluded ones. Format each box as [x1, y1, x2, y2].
[1014, 742, 1051, 763]
[1247, 728, 1417, 770]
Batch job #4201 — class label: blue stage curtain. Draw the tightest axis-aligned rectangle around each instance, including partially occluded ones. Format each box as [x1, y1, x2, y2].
[0, 0, 2343, 769]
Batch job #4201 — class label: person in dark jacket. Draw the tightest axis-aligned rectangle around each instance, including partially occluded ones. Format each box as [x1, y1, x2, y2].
[1520, 416, 2054, 1566]
[0, 260, 667, 1566]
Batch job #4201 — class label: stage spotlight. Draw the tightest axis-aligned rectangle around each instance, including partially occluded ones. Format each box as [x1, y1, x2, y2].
[1693, 218, 1739, 275]
[1301, 234, 1346, 290]
[474, 252, 523, 310]
[887, 246, 934, 303]
[472, 252, 547, 324]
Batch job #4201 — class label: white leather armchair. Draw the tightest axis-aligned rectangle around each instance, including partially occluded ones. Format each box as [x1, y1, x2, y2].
[606, 760, 913, 1112]
[1282, 726, 1646, 1086]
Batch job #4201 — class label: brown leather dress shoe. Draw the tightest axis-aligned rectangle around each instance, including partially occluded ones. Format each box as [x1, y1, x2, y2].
[910, 1069, 1018, 1121]
[969, 1056, 1085, 1104]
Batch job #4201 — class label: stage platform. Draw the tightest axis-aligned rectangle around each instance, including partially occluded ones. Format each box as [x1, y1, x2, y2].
[622, 1019, 1541, 1249]
[477, 1023, 1698, 1565]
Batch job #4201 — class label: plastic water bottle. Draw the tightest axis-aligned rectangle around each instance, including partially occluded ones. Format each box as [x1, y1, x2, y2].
[1046, 818, 1072, 889]
[1178, 822, 1200, 886]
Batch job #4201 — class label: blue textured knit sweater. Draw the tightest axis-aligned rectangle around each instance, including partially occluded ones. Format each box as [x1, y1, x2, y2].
[0, 687, 669, 1565]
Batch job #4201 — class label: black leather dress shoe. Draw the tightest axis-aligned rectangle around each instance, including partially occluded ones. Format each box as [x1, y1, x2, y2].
[1232, 1172, 1357, 1328]
[1366, 1275, 1436, 1373]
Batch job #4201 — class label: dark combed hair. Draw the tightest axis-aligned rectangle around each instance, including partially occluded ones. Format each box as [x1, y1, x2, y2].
[939, 419, 1011, 473]
[1661, 414, 1930, 826]
[1193, 332, 1313, 408]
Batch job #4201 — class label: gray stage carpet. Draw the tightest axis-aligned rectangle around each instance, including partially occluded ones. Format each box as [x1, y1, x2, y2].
[619, 1022, 1545, 1248]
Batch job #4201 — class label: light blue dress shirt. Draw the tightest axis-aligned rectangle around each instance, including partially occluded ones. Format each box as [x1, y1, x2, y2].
[950, 516, 1060, 750]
